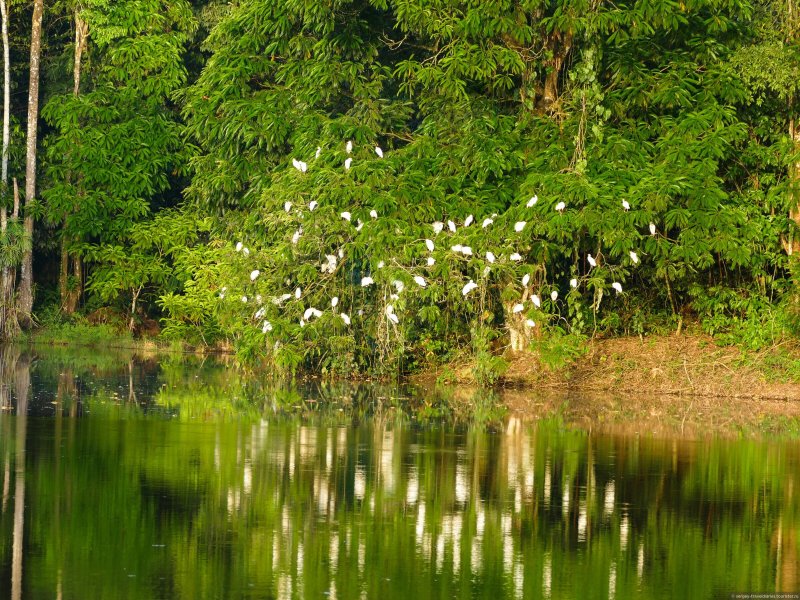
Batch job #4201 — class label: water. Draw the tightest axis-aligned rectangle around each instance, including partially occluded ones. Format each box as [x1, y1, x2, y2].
[0, 346, 797, 599]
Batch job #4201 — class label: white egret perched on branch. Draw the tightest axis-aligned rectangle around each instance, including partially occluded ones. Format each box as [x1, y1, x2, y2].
[340, 313, 351, 325]
[451, 244, 463, 253]
[629, 251, 639, 264]
[612, 282, 623, 294]
[341, 212, 351, 221]
[315, 146, 322, 159]
[284, 201, 292, 213]
[361, 276, 374, 287]
[331, 297, 339, 308]
[250, 270, 260, 281]
[532, 294, 541, 308]
[309, 200, 318, 211]
[427, 257, 436, 266]
[344, 158, 352, 170]
[346, 140, 353, 154]
[236, 242, 243, 252]
[464, 215, 474, 227]
[512, 303, 524, 313]
[292, 229, 301, 245]
[522, 274, 530, 286]
[525, 319, 535, 328]
[448, 220, 456, 233]
[486, 251, 496, 263]
[555, 201, 566, 212]
[413, 276, 427, 288]
[370, 210, 378, 219]
[551, 290, 558, 302]
[295, 287, 302, 299]
[262, 321, 273, 333]
[514, 221, 526, 232]
[482, 217, 493, 228]
[510, 253, 522, 262]
[649, 223, 657, 235]
[388, 313, 399, 324]
[587, 254, 597, 268]
[375, 146, 383, 158]
[462, 280, 478, 296]
[527, 195, 538, 208]
[433, 222, 444, 234]
[622, 200, 630, 211]
[425, 239, 435, 252]
[241, 296, 248, 303]
[461, 246, 473, 256]
[243, 247, 250, 256]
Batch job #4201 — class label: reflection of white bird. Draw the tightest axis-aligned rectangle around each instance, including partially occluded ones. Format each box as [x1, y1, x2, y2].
[250, 270, 260, 281]
[551, 290, 558, 302]
[510, 253, 522, 261]
[522, 274, 530, 286]
[370, 210, 378, 219]
[331, 297, 339, 308]
[448, 220, 456, 233]
[433, 222, 444, 234]
[555, 201, 566, 212]
[629, 250, 639, 264]
[462, 280, 478, 296]
[346, 140, 353, 154]
[514, 221, 526, 232]
[340, 313, 351, 325]
[622, 200, 630, 211]
[375, 146, 383, 158]
[587, 254, 597, 268]
[425, 239, 435, 252]
[527, 195, 538, 208]
[532, 294, 541, 308]
[361, 276, 374, 287]
[512, 303, 524, 314]
[344, 158, 352, 170]
[570, 278, 578, 288]
[649, 223, 657, 236]
[486, 251, 496, 263]
[482, 218, 493, 228]
[464, 215, 474, 227]
[413, 276, 427, 288]
[612, 282, 623, 294]
[341, 212, 351, 221]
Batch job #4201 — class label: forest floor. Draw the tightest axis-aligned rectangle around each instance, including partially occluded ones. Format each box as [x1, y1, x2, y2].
[415, 334, 800, 437]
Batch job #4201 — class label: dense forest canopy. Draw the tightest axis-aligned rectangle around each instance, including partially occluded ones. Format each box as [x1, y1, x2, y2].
[0, 0, 797, 378]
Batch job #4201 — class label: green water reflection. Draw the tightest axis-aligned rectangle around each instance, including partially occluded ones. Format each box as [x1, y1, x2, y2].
[0, 347, 797, 599]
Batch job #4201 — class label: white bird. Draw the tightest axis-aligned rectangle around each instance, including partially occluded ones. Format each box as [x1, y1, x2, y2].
[388, 313, 399, 325]
[299, 319, 305, 328]
[462, 280, 478, 296]
[622, 199, 630, 211]
[510, 253, 522, 262]
[284, 201, 292, 212]
[262, 321, 273, 333]
[527, 195, 538, 208]
[344, 158, 352, 170]
[361, 276, 374, 287]
[275, 293, 291, 304]
[250, 270, 260, 281]
[451, 244, 463, 253]
[309, 200, 318, 211]
[612, 282, 623, 294]
[461, 246, 473, 256]
[551, 290, 558, 302]
[514, 221, 526, 232]
[433, 222, 444, 234]
[236, 242, 243, 252]
[385, 304, 394, 315]
[587, 254, 597, 268]
[413, 275, 427, 288]
[464, 215, 474, 227]
[243, 247, 250, 256]
[555, 201, 566, 212]
[448, 220, 456, 233]
[370, 209, 378, 219]
[629, 250, 639, 264]
[291, 158, 301, 171]
[393, 280, 404, 293]
[331, 297, 339, 308]
[532, 294, 541, 308]
[390, 293, 399, 301]
[649, 222, 657, 235]
[512, 303, 524, 314]
[525, 319, 535, 328]
[315, 146, 322, 159]
[425, 239, 435, 252]
[427, 257, 436, 266]
[375, 146, 383, 158]
[219, 292, 225, 299]
[522, 274, 530, 286]
[356, 219, 364, 231]
[292, 229, 301, 245]
[483, 266, 491, 276]
[341, 212, 351, 221]
[377, 261, 385, 269]
[570, 278, 578, 288]
[340, 313, 351, 325]
[241, 296, 248, 303]
[486, 251, 496, 264]
[303, 307, 322, 320]
[295, 287, 302, 299]
[346, 140, 353, 154]
[482, 217, 494, 228]
[338, 249, 344, 258]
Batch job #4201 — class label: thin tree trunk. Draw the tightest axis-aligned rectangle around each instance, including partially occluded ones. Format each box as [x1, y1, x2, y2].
[59, 9, 87, 315]
[0, 0, 12, 338]
[18, 0, 44, 328]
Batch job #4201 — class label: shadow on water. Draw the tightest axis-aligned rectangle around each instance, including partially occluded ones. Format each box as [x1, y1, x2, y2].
[0, 346, 796, 599]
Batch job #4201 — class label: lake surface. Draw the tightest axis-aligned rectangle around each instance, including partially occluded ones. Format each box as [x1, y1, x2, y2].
[0, 346, 797, 599]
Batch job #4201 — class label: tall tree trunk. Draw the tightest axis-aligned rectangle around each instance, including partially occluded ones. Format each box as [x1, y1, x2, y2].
[18, 0, 44, 328]
[60, 10, 87, 315]
[0, 0, 15, 339]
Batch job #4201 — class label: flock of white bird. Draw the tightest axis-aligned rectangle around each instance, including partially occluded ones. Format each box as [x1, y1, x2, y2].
[225, 141, 653, 337]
